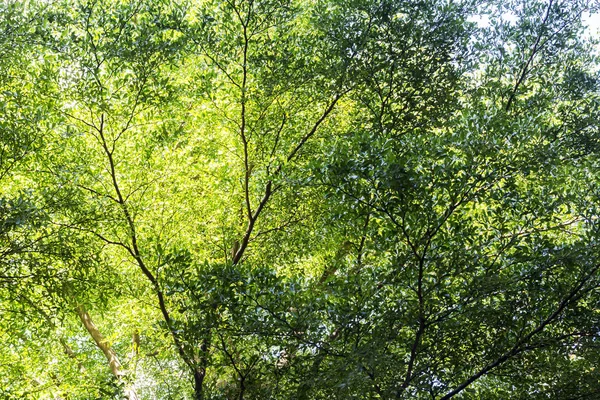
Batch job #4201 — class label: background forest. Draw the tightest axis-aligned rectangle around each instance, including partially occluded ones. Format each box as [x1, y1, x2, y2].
[2, 0, 600, 398]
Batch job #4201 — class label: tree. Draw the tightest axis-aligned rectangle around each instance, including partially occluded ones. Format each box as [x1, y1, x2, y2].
[316, 0, 600, 398]
[2, 0, 600, 399]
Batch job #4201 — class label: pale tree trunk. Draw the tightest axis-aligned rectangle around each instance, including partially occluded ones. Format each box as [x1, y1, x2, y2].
[76, 305, 139, 400]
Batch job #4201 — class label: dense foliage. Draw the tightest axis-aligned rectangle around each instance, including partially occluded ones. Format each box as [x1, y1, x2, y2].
[2, 0, 600, 398]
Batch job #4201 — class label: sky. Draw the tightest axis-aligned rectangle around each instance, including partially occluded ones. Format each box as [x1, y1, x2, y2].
[469, 11, 600, 40]
[583, 12, 600, 39]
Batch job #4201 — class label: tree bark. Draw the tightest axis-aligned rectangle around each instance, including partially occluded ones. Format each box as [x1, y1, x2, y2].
[76, 305, 139, 400]
[194, 368, 206, 400]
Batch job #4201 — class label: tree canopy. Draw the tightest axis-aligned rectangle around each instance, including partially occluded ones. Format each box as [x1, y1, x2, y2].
[2, 0, 600, 399]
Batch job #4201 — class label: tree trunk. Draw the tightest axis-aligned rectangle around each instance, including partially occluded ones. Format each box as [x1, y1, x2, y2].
[193, 368, 206, 400]
[76, 305, 139, 400]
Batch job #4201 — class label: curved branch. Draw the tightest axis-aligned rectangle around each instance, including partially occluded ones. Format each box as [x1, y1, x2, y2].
[440, 261, 600, 399]
[505, 0, 555, 112]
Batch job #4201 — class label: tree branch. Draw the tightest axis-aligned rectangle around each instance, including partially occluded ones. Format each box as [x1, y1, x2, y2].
[505, 0, 555, 112]
[440, 261, 600, 399]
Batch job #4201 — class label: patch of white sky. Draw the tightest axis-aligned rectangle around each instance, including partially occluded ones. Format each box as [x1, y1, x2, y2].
[583, 12, 600, 39]
[468, 10, 600, 40]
